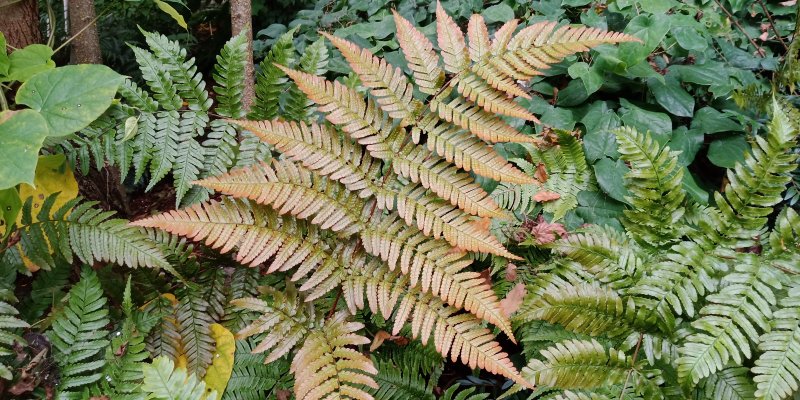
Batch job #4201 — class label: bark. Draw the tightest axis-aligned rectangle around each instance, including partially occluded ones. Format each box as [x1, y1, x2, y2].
[0, 0, 42, 49]
[229, 0, 255, 112]
[68, 0, 102, 64]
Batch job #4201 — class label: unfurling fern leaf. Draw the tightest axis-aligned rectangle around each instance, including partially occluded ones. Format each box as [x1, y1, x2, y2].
[134, 4, 638, 396]
[291, 312, 378, 400]
[49, 268, 110, 396]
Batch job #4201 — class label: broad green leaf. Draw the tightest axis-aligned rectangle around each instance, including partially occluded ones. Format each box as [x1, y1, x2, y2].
[575, 190, 625, 230]
[154, 0, 188, 30]
[581, 102, 621, 162]
[568, 62, 603, 95]
[667, 127, 704, 167]
[0, 188, 21, 236]
[3, 44, 55, 83]
[0, 110, 49, 190]
[648, 75, 694, 117]
[482, 3, 515, 24]
[672, 26, 708, 51]
[682, 169, 708, 204]
[691, 107, 742, 134]
[707, 135, 749, 168]
[619, 99, 672, 143]
[15, 65, 123, 136]
[203, 324, 235, 395]
[593, 158, 630, 204]
[619, 14, 670, 67]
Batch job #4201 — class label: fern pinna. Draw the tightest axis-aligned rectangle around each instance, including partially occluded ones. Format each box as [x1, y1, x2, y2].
[132, 4, 637, 399]
[512, 100, 800, 400]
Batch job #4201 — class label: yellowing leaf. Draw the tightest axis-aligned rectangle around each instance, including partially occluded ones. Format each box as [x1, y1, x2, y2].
[153, 0, 188, 30]
[17, 154, 78, 225]
[204, 324, 235, 395]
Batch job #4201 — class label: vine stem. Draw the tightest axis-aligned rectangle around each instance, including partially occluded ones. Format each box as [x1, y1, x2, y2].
[713, 0, 765, 57]
[756, 0, 789, 51]
[619, 332, 644, 400]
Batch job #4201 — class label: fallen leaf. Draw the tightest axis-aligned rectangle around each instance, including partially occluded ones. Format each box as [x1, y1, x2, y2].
[505, 263, 518, 282]
[500, 283, 527, 317]
[370, 331, 392, 352]
[525, 215, 568, 245]
[478, 268, 492, 287]
[276, 390, 292, 400]
[533, 191, 561, 202]
[534, 163, 548, 182]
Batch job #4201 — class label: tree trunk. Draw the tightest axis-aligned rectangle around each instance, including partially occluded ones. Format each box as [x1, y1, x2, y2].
[0, 0, 42, 49]
[229, 0, 254, 112]
[68, 0, 102, 64]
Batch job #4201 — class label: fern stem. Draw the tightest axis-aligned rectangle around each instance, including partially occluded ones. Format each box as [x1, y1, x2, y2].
[619, 332, 644, 400]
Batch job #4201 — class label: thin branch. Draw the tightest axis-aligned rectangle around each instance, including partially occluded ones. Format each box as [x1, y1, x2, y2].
[713, 0, 765, 57]
[756, 0, 789, 51]
[52, 10, 105, 54]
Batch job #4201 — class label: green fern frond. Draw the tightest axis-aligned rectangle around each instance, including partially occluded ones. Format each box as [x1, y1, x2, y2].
[0, 291, 28, 380]
[285, 38, 328, 122]
[213, 32, 249, 119]
[696, 99, 798, 250]
[699, 367, 755, 400]
[142, 356, 218, 400]
[11, 195, 170, 271]
[130, 45, 181, 111]
[49, 268, 110, 395]
[175, 290, 215, 376]
[368, 359, 436, 400]
[440, 384, 490, 400]
[222, 338, 291, 400]
[19, 261, 69, 321]
[249, 27, 296, 120]
[678, 253, 785, 384]
[141, 30, 212, 112]
[614, 127, 686, 247]
[752, 285, 800, 400]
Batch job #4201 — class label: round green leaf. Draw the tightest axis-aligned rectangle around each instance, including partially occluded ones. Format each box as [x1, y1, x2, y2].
[0, 110, 50, 190]
[482, 4, 515, 24]
[3, 44, 55, 83]
[593, 158, 631, 204]
[707, 135, 749, 169]
[15, 65, 123, 137]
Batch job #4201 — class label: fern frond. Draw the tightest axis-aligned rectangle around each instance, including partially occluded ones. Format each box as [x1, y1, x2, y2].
[678, 253, 784, 384]
[223, 338, 291, 400]
[516, 284, 658, 338]
[393, 11, 444, 95]
[175, 290, 215, 376]
[752, 286, 800, 400]
[213, 32, 249, 119]
[130, 45, 182, 111]
[142, 30, 212, 112]
[696, 99, 799, 249]
[614, 127, 685, 247]
[142, 356, 218, 400]
[291, 312, 378, 400]
[0, 293, 28, 380]
[13, 195, 170, 271]
[700, 367, 756, 400]
[144, 110, 180, 190]
[429, 97, 538, 144]
[231, 285, 318, 363]
[285, 38, 329, 122]
[441, 384, 490, 400]
[49, 268, 110, 394]
[277, 66, 503, 219]
[195, 160, 363, 234]
[368, 359, 436, 400]
[250, 28, 295, 120]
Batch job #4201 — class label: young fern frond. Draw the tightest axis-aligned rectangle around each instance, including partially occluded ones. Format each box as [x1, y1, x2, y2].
[614, 127, 686, 247]
[49, 268, 110, 395]
[142, 356, 218, 400]
[249, 28, 296, 121]
[291, 312, 378, 400]
[213, 32, 249, 119]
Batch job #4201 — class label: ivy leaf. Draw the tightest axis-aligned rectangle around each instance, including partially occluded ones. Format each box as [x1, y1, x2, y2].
[691, 107, 742, 134]
[682, 169, 708, 204]
[568, 62, 603, 95]
[648, 75, 694, 117]
[667, 127, 704, 167]
[672, 26, 708, 51]
[619, 99, 672, 143]
[593, 158, 630, 204]
[707, 135, 749, 168]
[0, 110, 49, 190]
[15, 65, 123, 136]
[618, 14, 670, 67]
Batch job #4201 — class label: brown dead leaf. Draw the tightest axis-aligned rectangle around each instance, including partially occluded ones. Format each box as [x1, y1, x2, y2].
[500, 283, 527, 317]
[276, 390, 292, 400]
[534, 163, 548, 183]
[524, 215, 568, 245]
[478, 268, 492, 287]
[533, 191, 561, 202]
[370, 331, 392, 352]
[505, 263, 518, 282]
